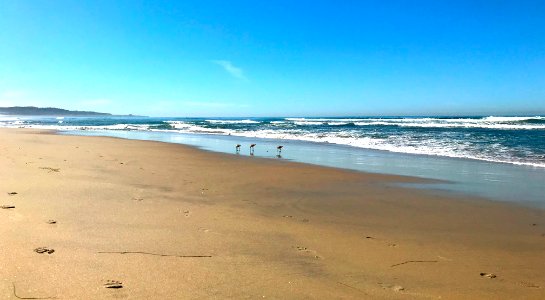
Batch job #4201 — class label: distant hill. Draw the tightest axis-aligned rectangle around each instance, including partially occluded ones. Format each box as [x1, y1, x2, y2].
[0, 106, 112, 116]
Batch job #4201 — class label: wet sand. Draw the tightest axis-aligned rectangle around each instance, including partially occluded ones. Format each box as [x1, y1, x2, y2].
[1, 128, 544, 299]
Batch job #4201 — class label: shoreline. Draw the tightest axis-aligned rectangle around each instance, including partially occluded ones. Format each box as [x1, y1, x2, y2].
[2, 128, 544, 299]
[33, 126, 545, 168]
[60, 128, 545, 209]
[47, 128, 543, 209]
[2, 114, 544, 170]
[57, 129, 443, 182]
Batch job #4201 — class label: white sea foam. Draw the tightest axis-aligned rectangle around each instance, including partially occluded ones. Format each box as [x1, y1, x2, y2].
[206, 119, 260, 124]
[285, 116, 545, 129]
[0, 116, 26, 126]
[0, 115, 21, 121]
[293, 121, 324, 125]
[327, 122, 350, 126]
[350, 117, 545, 130]
[286, 118, 367, 122]
[1, 116, 543, 168]
[222, 129, 545, 168]
[356, 122, 545, 130]
[89, 124, 151, 131]
[166, 121, 236, 134]
[482, 116, 544, 122]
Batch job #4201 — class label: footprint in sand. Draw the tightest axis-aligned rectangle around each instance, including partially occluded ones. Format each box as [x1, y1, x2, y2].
[480, 272, 497, 279]
[519, 281, 541, 288]
[46, 220, 57, 224]
[7, 192, 18, 196]
[103, 280, 123, 289]
[39, 167, 60, 173]
[294, 246, 322, 259]
[183, 210, 190, 217]
[132, 197, 144, 202]
[379, 283, 405, 292]
[1, 205, 15, 209]
[34, 247, 55, 254]
[364, 235, 400, 248]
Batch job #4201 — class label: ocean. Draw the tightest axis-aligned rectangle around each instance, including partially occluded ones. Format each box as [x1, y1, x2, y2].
[2, 115, 545, 208]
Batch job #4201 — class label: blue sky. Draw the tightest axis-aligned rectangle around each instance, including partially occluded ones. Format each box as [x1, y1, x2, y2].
[1, 0, 544, 117]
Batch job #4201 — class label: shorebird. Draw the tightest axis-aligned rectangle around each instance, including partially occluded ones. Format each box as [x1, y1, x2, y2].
[250, 144, 256, 154]
[236, 144, 241, 153]
[277, 145, 283, 155]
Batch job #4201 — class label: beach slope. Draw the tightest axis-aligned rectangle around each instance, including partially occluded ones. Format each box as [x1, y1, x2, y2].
[1, 128, 544, 299]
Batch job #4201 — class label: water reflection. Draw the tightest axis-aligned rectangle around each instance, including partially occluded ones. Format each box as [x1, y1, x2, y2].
[63, 130, 545, 209]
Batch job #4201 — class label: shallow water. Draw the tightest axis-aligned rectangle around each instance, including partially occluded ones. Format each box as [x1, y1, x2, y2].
[63, 130, 545, 209]
[3, 115, 545, 167]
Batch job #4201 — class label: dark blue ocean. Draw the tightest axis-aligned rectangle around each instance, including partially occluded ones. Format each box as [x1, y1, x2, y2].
[2, 115, 545, 208]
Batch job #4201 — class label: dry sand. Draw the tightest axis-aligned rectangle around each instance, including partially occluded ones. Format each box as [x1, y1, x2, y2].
[1, 128, 544, 299]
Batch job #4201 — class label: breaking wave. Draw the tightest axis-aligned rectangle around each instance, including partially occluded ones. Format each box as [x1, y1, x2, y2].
[1, 115, 544, 167]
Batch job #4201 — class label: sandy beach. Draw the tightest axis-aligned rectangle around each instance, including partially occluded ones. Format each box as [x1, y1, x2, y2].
[1, 128, 544, 299]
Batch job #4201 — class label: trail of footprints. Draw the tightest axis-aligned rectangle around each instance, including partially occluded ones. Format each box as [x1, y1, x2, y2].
[6, 152, 184, 295]
[3, 187, 543, 295]
[3, 190, 125, 295]
[282, 214, 543, 294]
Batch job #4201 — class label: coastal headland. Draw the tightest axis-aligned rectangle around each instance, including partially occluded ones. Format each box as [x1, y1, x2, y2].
[1, 128, 544, 299]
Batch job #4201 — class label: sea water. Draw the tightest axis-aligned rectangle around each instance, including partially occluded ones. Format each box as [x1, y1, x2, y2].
[2, 115, 544, 208]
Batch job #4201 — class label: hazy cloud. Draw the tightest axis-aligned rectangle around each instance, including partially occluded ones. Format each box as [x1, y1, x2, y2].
[212, 60, 247, 80]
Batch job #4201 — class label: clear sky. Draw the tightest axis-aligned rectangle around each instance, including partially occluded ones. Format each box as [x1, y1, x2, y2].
[1, 0, 544, 117]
